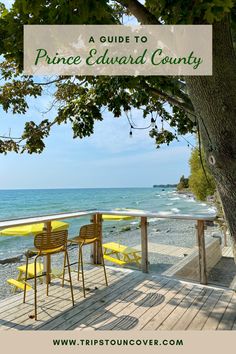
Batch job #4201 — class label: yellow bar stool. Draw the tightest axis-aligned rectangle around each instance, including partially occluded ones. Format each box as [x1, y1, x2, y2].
[68, 224, 108, 297]
[23, 229, 74, 320]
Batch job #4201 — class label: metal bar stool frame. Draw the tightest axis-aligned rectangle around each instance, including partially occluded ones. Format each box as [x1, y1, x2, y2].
[23, 229, 74, 320]
[68, 224, 108, 297]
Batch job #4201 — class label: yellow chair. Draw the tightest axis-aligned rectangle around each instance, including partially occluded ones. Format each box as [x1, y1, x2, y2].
[69, 224, 108, 297]
[23, 229, 74, 320]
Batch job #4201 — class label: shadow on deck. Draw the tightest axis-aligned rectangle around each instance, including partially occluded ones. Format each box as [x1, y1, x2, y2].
[0, 266, 236, 331]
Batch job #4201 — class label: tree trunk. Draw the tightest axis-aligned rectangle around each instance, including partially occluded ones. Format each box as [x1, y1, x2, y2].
[185, 17, 236, 260]
[119, 1, 236, 258]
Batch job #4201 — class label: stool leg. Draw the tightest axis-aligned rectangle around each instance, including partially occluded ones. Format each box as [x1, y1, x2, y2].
[99, 241, 108, 286]
[46, 258, 49, 296]
[77, 245, 81, 281]
[79, 245, 86, 298]
[65, 250, 75, 306]
[34, 256, 38, 320]
[23, 253, 29, 303]
[62, 250, 67, 287]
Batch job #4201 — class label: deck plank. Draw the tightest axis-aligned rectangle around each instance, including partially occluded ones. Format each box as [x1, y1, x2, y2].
[40, 271, 147, 330]
[155, 286, 206, 330]
[232, 317, 236, 330]
[187, 288, 224, 329]
[142, 282, 201, 330]
[0, 267, 103, 314]
[138, 283, 193, 330]
[1, 268, 108, 316]
[84, 278, 176, 331]
[171, 287, 214, 330]
[202, 290, 234, 330]
[222, 247, 233, 258]
[14, 270, 122, 330]
[0, 267, 127, 330]
[0, 267, 236, 331]
[217, 293, 236, 330]
[127, 281, 191, 330]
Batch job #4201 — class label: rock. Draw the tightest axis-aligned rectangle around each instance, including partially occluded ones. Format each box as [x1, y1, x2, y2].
[205, 220, 215, 227]
[0, 255, 23, 264]
[121, 226, 131, 232]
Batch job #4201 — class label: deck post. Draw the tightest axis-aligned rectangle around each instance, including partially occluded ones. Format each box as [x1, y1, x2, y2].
[91, 214, 96, 264]
[96, 213, 102, 265]
[196, 219, 207, 285]
[141, 216, 148, 273]
[44, 221, 52, 284]
[91, 213, 102, 265]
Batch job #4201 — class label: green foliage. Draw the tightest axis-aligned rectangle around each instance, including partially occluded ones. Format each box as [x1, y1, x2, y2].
[145, 0, 235, 24]
[189, 148, 216, 201]
[177, 175, 189, 191]
[0, 139, 19, 154]
[203, 0, 234, 23]
[149, 129, 176, 148]
[0, 1, 235, 153]
[21, 120, 51, 153]
[0, 0, 117, 69]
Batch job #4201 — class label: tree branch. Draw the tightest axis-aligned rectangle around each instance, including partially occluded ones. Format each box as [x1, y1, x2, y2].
[117, 0, 161, 24]
[34, 77, 87, 87]
[34, 78, 65, 86]
[143, 82, 196, 117]
[0, 135, 21, 140]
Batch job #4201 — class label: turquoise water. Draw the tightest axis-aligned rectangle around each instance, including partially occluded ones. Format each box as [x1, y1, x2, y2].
[0, 188, 215, 260]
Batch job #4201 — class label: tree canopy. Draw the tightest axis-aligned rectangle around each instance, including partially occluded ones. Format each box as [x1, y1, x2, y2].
[176, 175, 189, 191]
[1, 0, 234, 154]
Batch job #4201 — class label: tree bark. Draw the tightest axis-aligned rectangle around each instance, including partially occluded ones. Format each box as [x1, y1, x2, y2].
[185, 17, 236, 260]
[118, 0, 160, 24]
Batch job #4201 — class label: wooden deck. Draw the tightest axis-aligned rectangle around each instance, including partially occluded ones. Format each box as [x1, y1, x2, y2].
[222, 246, 234, 258]
[0, 266, 236, 331]
[134, 243, 234, 260]
[134, 242, 194, 258]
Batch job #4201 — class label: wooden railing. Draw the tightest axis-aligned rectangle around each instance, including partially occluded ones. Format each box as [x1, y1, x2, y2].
[0, 209, 216, 285]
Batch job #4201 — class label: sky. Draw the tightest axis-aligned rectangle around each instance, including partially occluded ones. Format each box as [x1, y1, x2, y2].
[0, 0, 194, 189]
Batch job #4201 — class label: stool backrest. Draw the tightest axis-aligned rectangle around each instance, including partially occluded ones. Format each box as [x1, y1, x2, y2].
[79, 224, 101, 240]
[34, 229, 68, 251]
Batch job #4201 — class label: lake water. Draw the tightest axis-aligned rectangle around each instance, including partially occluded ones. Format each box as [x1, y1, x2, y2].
[0, 188, 215, 260]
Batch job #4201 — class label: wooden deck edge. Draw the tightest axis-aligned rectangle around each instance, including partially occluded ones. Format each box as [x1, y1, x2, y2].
[163, 237, 222, 279]
[152, 273, 235, 292]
